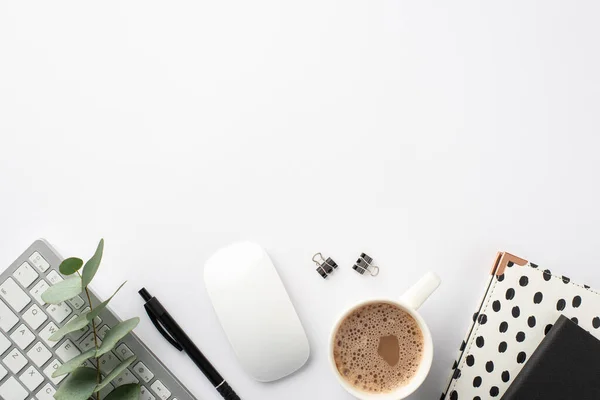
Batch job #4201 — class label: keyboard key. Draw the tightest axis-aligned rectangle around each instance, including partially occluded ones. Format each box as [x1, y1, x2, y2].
[80, 331, 101, 351]
[0, 363, 6, 380]
[71, 323, 89, 341]
[29, 251, 50, 272]
[115, 343, 134, 361]
[22, 304, 48, 330]
[13, 262, 38, 288]
[0, 299, 18, 332]
[99, 351, 120, 375]
[46, 270, 63, 285]
[98, 324, 110, 339]
[134, 361, 155, 383]
[69, 295, 85, 310]
[3, 348, 28, 373]
[56, 339, 80, 362]
[151, 380, 172, 400]
[0, 332, 11, 355]
[10, 323, 36, 349]
[43, 359, 66, 385]
[0, 278, 31, 312]
[47, 301, 72, 323]
[30, 280, 49, 305]
[27, 341, 52, 367]
[85, 358, 99, 370]
[81, 357, 96, 368]
[19, 365, 44, 391]
[113, 368, 139, 387]
[0, 376, 28, 400]
[140, 386, 157, 400]
[36, 383, 57, 400]
[39, 322, 60, 347]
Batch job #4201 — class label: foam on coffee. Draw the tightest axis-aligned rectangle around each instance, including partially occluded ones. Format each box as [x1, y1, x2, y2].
[333, 302, 424, 393]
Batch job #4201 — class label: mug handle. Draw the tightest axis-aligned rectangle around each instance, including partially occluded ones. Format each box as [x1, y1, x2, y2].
[399, 272, 441, 310]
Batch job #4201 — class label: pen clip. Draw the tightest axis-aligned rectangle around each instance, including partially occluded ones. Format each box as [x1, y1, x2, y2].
[144, 304, 184, 352]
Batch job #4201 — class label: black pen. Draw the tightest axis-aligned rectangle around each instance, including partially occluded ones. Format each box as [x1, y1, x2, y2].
[139, 288, 241, 400]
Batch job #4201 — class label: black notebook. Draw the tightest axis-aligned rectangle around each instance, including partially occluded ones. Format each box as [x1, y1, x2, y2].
[501, 315, 600, 400]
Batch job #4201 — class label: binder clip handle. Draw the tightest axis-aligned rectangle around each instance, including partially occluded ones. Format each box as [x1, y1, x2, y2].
[312, 252, 326, 266]
[368, 265, 380, 276]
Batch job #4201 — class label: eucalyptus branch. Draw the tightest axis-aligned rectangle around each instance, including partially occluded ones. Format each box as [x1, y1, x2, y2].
[78, 272, 101, 400]
[42, 239, 142, 400]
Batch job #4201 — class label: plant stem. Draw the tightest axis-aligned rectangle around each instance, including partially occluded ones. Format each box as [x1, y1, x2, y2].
[79, 272, 101, 400]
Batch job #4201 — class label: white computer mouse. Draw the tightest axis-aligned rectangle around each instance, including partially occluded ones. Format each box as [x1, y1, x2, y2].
[204, 241, 310, 382]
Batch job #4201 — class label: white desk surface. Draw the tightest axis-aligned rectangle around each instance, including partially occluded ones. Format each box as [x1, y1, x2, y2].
[2, 2, 600, 399]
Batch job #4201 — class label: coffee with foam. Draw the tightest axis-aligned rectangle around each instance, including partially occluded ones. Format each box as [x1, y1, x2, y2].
[333, 302, 424, 394]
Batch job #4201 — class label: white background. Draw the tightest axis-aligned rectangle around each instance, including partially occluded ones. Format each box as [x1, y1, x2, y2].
[2, 1, 600, 399]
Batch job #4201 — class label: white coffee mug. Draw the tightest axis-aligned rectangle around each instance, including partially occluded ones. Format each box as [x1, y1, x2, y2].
[328, 272, 441, 400]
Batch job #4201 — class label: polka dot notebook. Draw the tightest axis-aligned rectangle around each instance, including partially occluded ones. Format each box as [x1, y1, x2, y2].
[441, 252, 600, 400]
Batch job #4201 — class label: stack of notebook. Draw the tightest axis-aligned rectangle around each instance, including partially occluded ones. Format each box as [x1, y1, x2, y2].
[441, 252, 600, 399]
[502, 314, 600, 399]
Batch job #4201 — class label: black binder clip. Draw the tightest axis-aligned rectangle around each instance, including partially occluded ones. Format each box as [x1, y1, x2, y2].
[353, 253, 379, 276]
[312, 253, 338, 279]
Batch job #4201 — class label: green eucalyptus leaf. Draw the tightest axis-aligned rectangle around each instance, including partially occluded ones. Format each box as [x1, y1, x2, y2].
[49, 312, 90, 341]
[59, 257, 84, 275]
[54, 367, 98, 400]
[96, 317, 139, 357]
[87, 281, 127, 322]
[94, 356, 136, 391]
[82, 238, 104, 288]
[52, 349, 96, 377]
[104, 384, 141, 400]
[41, 276, 83, 305]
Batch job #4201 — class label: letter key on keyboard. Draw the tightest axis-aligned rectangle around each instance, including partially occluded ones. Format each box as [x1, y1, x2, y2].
[0, 278, 31, 312]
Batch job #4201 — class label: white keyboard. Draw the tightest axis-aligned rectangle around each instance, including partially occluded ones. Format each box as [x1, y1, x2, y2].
[0, 240, 197, 400]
